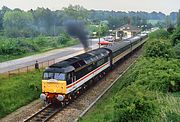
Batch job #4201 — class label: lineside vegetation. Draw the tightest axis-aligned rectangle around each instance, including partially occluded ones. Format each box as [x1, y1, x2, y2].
[0, 70, 43, 118]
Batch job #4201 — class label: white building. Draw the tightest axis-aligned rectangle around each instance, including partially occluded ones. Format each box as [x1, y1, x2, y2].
[115, 24, 141, 40]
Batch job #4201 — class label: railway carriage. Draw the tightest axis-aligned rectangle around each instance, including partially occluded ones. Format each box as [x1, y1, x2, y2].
[40, 34, 148, 104]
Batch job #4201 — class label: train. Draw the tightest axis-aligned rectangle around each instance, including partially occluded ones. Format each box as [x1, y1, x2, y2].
[40, 33, 148, 105]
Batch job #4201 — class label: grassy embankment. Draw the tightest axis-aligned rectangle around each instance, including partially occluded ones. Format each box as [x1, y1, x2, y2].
[0, 34, 79, 62]
[0, 70, 43, 118]
[80, 29, 180, 122]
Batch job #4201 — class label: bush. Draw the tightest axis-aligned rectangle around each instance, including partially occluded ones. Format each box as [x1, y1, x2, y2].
[58, 33, 72, 45]
[113, 85, 159, 122]
[171, 27, 180, 46]
[144, 39, 174, 58]
[149, 29, 170, 39]
[173, 43, 180, 59]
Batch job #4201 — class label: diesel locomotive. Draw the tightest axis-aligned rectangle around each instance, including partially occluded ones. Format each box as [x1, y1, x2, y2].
[40, 33, 148, 104]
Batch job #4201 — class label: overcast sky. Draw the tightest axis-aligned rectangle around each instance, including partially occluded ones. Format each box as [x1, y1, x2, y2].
[0, 0, 179, 15]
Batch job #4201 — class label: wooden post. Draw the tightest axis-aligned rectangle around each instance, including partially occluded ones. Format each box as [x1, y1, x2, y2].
[42, 62, 44, 68]
[8, 71, 10, 79]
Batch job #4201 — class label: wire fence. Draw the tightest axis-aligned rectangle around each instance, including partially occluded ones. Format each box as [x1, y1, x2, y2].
[0, 47, 87, 78]
[1, 59, 55, 78]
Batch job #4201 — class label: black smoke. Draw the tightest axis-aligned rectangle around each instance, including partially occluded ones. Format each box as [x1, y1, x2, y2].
[64, 20, 89, 50]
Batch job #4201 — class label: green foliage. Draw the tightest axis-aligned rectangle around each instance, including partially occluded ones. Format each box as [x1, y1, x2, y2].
[173, 43, 180, 59]
[149, 29, 170, 39]
[63, 5, 89, 20]
[177, 9, 180, 26]
[0, 35, 78, 62]
[59, 32, 72, 45]
[144, 39, 174, 58]
[133, 58, 180, 92]
[113, 85, 159, 122]
[3, 10, 35, 37]
[171, 26, 180, 46]
[99, 21, 109, 36]
[0, 70, 42, 118]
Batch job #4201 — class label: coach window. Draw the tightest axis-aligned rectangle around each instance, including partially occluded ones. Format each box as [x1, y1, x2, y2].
[97, 59, 105, 67]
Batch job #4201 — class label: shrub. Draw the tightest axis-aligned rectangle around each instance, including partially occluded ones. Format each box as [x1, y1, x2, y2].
[144, 39, 174, 58]
[133, 58, 180, 92]
[171, 27, 180, 46]
[149, 29, 170, 39]
[113, 85, 160, 122]
[58, 33, 72, 45]
[173, 43, 180, 59]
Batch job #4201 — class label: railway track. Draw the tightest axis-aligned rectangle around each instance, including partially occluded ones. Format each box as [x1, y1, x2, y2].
[24, 103, 61, 122]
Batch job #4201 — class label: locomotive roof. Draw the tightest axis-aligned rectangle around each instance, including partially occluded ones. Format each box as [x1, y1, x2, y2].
[45, 66, 75, 73]
[77, 48, 109, 64]
[130, 36, 141, 42]
[104, 41, 131, 52]
[46, 48, 110, 73]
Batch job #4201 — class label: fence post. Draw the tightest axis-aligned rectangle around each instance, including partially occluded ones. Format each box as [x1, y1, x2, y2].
[8, 71, 10, 79]
[18, 68, 20, 75]
[27, 66, 28, 73]
[48, 60, 49, 66]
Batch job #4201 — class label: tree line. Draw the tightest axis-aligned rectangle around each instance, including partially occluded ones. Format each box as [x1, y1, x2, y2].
[0, 5, 179, 38]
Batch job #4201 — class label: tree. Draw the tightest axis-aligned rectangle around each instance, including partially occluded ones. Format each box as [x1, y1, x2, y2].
[99, 21, 109, 36]
[31, 8, 54, 35]
[171, 27, 180, 46]
[177, 9, 180, 26]
[3, 10, 34, 37]
[0, 6, 11, 31]
[165, 15, 173, 29]
[63, 5, 89, 20]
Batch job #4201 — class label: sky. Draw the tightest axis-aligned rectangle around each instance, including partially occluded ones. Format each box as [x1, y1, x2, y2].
[0, 0, 179, 15]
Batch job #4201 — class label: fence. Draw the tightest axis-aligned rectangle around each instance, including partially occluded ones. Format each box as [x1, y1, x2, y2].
[1, 59, 55, 78]
[0, 48, 87, 78]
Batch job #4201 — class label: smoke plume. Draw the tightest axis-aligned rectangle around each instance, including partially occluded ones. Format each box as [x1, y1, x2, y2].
[65, 20, 89, 50]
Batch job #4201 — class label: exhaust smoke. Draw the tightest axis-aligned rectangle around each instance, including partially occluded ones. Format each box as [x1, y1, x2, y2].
[65, 20, 90, 51]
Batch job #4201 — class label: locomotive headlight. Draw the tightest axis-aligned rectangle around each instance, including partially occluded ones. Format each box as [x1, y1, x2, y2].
[57, 95, 64, 101]
[40, 93, 46, 100]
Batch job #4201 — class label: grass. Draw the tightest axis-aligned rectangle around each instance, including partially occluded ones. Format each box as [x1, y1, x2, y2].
[0, 70, 43, 118]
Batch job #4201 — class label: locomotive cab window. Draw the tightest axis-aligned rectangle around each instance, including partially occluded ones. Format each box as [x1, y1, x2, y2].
[43, 72, 54, 79]
[54, 73, 66, 80]
[43, 72, 66, 80]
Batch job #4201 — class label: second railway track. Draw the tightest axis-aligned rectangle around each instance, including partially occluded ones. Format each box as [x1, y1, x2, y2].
[24, 103, 61, 122]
